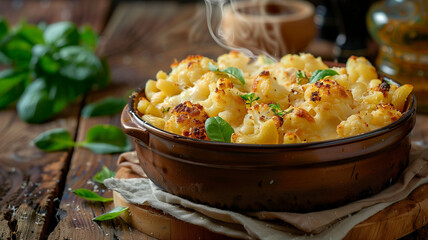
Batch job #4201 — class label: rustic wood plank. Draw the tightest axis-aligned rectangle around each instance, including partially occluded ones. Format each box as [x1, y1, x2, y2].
[49, 2, 225, 239]
[0, 1, 111, 240]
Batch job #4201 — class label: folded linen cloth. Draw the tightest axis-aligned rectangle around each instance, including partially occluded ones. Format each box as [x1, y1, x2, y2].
[105, 143, 428, 239]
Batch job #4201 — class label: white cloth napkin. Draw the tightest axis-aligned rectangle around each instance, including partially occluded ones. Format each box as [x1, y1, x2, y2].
[105, 144, 428, 240]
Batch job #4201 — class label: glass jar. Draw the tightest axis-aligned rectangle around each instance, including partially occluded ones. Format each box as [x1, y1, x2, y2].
[367, 0, 428, 112]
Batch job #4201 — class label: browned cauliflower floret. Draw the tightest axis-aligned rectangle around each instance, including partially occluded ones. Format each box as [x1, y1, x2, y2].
[168, 55, 212, 88]
[302, 79, 354, 122]
[337, 103, 402, 137]
[251, 70, 290, 109]
[359, 79, 399, 111]
[200, 78, 247, 127]
[232, 103, 283, 144]
[281, 107, 320, 143]
[164, 101, 210, 140]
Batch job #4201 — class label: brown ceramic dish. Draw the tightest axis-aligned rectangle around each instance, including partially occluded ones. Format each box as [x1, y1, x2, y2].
[121, 77, 416, 213]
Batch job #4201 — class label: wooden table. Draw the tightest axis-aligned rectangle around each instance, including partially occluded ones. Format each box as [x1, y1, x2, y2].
[0, 1, 426, 239]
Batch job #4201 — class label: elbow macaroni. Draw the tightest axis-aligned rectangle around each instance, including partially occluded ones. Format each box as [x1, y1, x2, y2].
[136, 52, 413, 144]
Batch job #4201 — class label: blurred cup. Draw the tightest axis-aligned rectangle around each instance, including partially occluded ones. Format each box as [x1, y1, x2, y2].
[221, 0, 316, 58]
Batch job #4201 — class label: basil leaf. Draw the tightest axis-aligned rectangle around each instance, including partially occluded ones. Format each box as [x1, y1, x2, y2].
[30, 44, 60, 76]
[0, 22, 44, 66]
[78, 125, 132, 154]
[72, 188, 113, 202]
[93, 166, 116, 184]
[263, 56, 275, 64]
[0, 69, 30, 109]
[79, 25, 98, 51]
[93, 206, 128, 221]
[17, 78, 72, 123]
[44, 22, 79, 49]
[58, 45, 102, 82]
[33, 128, 75, 152]
[205, 116, 234, 143]
[209, 62, 245, 85]
[82, 97, 127, 118]
[17, 79, 55, 123]
[0, 16, 8, 41]
[309, 69, 339, 83]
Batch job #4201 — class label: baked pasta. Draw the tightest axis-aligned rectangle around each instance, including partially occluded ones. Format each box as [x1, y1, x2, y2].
[136, 52, 413, 144]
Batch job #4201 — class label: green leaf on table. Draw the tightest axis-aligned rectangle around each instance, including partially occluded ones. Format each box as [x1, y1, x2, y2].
[78, 125, 132, 154]
[79, 25, 98, 51]
[93, 166, 116, 184]
[93, 206, 129, 221]
[82, 97, 127, 118]
[0, 69, 30, 109]
[30, 44, 60, 76]
[309, 69, 339, 84]
[209, 62, 245, 85]
[0, 16, 8, 41]
[16, 79, 55, 123]
[205, 116, 234, 143]
[58, 45, 103, 82]
[72, 188, 113, 202]
[33, 128, 75, 152]
[44, 21, 79, 49]
[0, 22, 44, 66]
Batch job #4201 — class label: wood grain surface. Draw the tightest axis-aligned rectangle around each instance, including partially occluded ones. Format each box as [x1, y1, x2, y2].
[0, 1, 110, 239]
[0, 0, 427, 239]
[49, 2, 224, 239]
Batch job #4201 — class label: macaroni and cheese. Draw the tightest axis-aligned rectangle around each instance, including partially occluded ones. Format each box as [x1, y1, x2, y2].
[136, 52, 413, 144]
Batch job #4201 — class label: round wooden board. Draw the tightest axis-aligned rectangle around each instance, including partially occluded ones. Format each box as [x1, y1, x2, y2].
[114, 166, 428, 240]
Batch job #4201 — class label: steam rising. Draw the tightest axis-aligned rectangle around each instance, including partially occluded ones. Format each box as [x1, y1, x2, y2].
[205, 0, 315, 61]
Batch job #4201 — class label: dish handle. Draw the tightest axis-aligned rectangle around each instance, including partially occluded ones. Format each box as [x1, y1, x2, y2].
[121, 105, 149, 145]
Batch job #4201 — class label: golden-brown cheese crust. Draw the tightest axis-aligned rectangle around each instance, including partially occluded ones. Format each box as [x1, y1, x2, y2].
[164, 101, 210, 140]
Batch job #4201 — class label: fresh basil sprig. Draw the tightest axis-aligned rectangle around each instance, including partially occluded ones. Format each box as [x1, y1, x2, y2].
[269, 103, 293, 117]
[162, 106, 170, 113]
[296, 70, 308, 85]
[93, 206, 129, 221]
[205, 116, 234, 143]
[209, 62, 245, 86]
[34, 124, 131, 154]
[82, 97, 127, 118]
[309, 69, 339, 83]
[0, 16, 110, 123]
[93, 166, 116, 184]
[240, 93, 259, 107]
[72, 188, 113, 202]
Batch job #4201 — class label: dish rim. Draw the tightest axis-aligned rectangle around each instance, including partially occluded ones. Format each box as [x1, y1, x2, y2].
[127, 76, 416, 150]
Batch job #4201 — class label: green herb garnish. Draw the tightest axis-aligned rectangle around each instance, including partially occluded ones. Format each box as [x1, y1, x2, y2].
[309, 69, 339, 84]
[240, 93, 259, 107]
[209, 62, 245, 85]
[72, 188, 113, 202]
[296, 70, 308, 85]
[34, 124, 131, 154]
[93, 206, 129, 221]
[82, 97, 127, 118]
[263, 56, 275, 64]
[93, 166, 116, 184]
[269, 103, 293, 117]
[162, 106, 170, 113]
[0, 16, 109, 123]
[205, 116, 234, 143]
